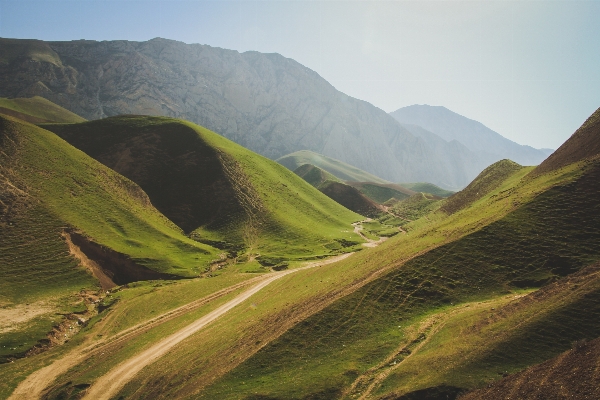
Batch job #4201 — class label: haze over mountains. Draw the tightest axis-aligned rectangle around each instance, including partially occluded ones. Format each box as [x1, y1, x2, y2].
[391, 104, 551, 170]
[0, 37, 550, 190]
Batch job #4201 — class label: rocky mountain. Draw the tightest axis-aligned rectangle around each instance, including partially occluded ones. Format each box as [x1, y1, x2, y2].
[0, 37, 542, 190]
[390, 104, 550, 167]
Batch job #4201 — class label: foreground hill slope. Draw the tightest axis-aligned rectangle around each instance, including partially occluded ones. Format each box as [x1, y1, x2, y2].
[188, 110, 600, 399]
[461, 311, 600, 400]
[0, 114, 219, 303]
[1, 37, 506, 188]
[44, 116, 362, 258]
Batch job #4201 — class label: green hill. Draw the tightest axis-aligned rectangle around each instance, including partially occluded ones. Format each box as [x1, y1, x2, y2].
[44, 116, 362, 260]
[398, 182, 455, 198]
[293, 163, 341, 188]
[440, 159, 524, 214]
[318, 181, 382, 218]
[0, 96, 86, 124]
[277, 150, 389, 184]
[346, 181, 415, 204]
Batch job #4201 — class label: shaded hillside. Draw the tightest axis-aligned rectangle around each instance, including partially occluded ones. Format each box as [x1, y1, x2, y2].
[0, 96, 85, 123]
[346, 181, 415, 203]
[533, 106, 600, 175]
[293, 163, 341, 188]
[391, 105, 549, 167]
[45, 116, 361, 257]
[461, 312, 600, 400]
[279, 150, 388, 184]
[318, 181, 381, 218]
[441, 159, 524, 215]
[1, 37, 504, 188]
[398, 182, 454, 198]
[0, 114, 219, 304]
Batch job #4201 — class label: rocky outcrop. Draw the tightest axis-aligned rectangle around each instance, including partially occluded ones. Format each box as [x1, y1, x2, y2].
[1, 37, 514, 189]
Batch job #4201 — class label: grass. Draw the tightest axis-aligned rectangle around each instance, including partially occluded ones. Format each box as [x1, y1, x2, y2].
[44, 116, 364, 262]
[192, 159, 600, 399]
[351, 182, 411, 204]
[293, 164, 342, 188]
[0, 96, 85, 123]
[398, 182, 455, 198]
[277, 150, 389, 184]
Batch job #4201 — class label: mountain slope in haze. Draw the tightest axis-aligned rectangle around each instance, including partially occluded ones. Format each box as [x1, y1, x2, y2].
[44, 116, 362, 258]
[278, 150, 390, 184]
[0, 96, 86, 124]
[1, 37, 500, 189]
[391, 105, 550, 167]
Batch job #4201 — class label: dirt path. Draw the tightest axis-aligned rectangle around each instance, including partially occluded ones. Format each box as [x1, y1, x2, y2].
[8, 254, 352, 400]
[81, 253, 352, 400]
[353, 219, 388, 247]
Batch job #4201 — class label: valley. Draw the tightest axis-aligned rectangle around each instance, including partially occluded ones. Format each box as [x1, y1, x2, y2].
[0, 37, 599, 400]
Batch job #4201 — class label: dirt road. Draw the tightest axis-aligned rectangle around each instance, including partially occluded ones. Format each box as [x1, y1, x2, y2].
[81, 253, 351, 400]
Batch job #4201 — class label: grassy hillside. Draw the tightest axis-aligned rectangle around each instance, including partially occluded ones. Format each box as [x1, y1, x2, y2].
[0, 114, 223, 362]
[533, 106, 600, 175]
[44, 116, 363, 261]
[195, 154, 600, 399]
[346, 182, 415, 204]
[0, 38, 63, 66]
[0, 96, 86, 124]
[277, 150, 390, 184]
[398, 182, 455, 198]
[461, 310, 600, 400]
[441, 159, 524, 214]
[293, 163, 341, 188]
[318, 181, 381, 218]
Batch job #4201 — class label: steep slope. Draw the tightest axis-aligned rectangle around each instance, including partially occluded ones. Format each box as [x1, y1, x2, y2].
[1, 37, 495, 188]
[0, 114, 219, 303]
[318, 181, 382, 218]
[279, 150, 389, 184]
[460, 323, 600, 400]
[390, 105, 549, 166]
[44, 116, 362, 259]
[293, 163, 341, 188]
[441, 159, 524, 214]
[533, 106, 600, 175]
[0, 96, 86, 123]
[191, 110, 600, 399]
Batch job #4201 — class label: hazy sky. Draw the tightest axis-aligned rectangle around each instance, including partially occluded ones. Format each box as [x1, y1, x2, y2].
[1, 1, 599, 149]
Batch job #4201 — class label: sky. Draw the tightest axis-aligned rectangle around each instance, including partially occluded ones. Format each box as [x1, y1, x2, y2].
[1, 1, 599, 149]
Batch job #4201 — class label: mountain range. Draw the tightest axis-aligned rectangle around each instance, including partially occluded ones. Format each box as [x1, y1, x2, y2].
[0, 37, 549, 190]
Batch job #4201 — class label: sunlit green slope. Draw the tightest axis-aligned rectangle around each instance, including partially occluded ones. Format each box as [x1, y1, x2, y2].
[0, 114, 219, 304]
[44, 116, 363, 261]
[0, 96, 86, 124]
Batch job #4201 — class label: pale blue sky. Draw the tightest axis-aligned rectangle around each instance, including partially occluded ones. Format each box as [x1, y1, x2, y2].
[1, 1, 599, 149]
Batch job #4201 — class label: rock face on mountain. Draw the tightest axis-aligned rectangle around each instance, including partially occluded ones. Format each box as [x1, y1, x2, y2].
[390, 105, 550, 168]
[0, 37, 539, 189]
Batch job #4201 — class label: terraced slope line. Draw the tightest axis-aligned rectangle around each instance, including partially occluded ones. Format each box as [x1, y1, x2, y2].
[80, 254, 352, 400]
